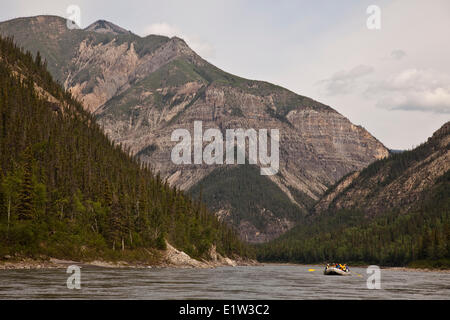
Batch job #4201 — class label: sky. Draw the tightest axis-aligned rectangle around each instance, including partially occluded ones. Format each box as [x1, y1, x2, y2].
[1, 0, 449, 149]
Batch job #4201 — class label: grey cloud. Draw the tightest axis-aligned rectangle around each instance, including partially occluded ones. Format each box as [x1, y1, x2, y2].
[317, 65, 374, 96]
[390, 49, 407, 60]
[368, 69, 450, 114]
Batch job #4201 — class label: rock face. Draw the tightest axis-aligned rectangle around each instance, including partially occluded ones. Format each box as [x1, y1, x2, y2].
[162, 242, 240, 268]
[315, 122, 450, 217]
[0, 15, 389, 242]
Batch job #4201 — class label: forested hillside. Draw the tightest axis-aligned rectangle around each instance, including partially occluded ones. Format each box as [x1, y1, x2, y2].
[257, 123, 450, 267]
[0, 36, 247, 263]
[189, 164, 307, 243]
[0, 16, 389, 242]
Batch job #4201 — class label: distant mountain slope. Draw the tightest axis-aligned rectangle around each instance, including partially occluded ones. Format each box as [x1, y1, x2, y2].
[0, 35, 246, 262]
[188, 165, 307, 243]
[257, 122, 450, 266]
[315, 122, 450, 216]
[0, 15, 389, 242]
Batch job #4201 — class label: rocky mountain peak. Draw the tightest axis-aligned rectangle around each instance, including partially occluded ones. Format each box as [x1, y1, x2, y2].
[4, 15, 68, 34]
[85, 19, 131, 35]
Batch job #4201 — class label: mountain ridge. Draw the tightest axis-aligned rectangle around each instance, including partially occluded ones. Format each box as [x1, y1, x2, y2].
[314, 121, 450, 217]
[257, 122, 449, 266]
[85, 19, 132, 35]
[0, 15, 389, 242]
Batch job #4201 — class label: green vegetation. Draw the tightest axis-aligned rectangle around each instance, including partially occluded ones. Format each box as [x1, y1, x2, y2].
[140, 58, 207, 90]
[4, 16, 446, 269]
[189, 164, 306, 232]
[100, 49, 333, 122]
[98, 58, 208, 119]
[0, 36, 249, 263]
[256, 152, 450, 267]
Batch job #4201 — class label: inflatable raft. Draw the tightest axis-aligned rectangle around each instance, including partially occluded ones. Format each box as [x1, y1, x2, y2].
[324, 267, 350, 276]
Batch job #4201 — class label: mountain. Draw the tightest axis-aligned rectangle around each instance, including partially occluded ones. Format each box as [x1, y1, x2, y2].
[0, 15, 389, 242]
[257, 122, 449, 267]
[0, 35, 247, 263]
[314, 122, 450, 216]
[84, 20, 131, 35]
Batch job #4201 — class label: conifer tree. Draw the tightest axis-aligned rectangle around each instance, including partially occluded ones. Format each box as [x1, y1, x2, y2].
[16, 148, 34, 220]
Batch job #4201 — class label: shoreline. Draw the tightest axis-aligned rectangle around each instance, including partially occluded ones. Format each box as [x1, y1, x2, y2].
[258, 262, 450, 273]
[0, 257, 258, 270]
[0, 242, 259, 270]
[2, 259, 449, 272]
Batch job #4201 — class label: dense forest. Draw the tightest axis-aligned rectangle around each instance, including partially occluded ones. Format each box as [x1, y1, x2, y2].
[256, 129, 450, 268]
[188, 164, 307, 238]
[256, 172, 449, 267]
[0, 36, 249, 263]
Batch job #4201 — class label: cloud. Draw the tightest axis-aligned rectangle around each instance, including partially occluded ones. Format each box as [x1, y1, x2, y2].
[367, 69, 450, 114]
[142, 22, 180, 38]
[390, 49, 407, 60]
[316, 65, 374, 96]
[141, 22, 215, 58]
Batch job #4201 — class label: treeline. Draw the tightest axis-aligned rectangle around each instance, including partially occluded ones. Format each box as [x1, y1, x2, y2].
[256, 170, 450, 267]
[0, 36, 249, 262]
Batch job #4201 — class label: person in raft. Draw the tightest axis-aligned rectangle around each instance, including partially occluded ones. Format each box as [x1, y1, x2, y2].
[327, 263, 349, 272]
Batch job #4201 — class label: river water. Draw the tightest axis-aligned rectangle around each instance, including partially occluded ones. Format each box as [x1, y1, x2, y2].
[0, 264, 449, 299]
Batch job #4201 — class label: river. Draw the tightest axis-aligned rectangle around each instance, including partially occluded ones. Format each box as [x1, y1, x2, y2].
[0, 264, 449, 299]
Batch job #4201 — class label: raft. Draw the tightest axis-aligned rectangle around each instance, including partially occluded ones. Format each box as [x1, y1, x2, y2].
[323, 267, 350, 276]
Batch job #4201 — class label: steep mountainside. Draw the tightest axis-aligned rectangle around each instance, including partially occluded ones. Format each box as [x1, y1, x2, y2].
[257, 122, 449, 266]
[315, 122, 450, 216]
[0, 35, 247, 263]
[0, 15, 389, 242]
[188, 165, 305, 243]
